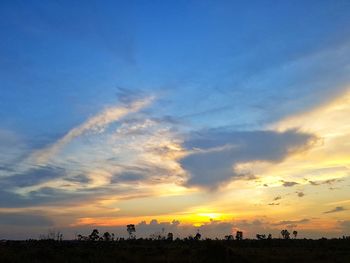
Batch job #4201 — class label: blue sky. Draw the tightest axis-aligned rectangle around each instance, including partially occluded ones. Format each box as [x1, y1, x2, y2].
[2, 0, 350, 136]
[1, 0, 350, 239]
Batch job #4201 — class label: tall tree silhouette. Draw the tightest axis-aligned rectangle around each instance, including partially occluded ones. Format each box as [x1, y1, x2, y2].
[103, 232, 112, 241]
[225, 235, 234, 240]
[236, 231, 243, 240]
[89, 229, 100, 241]
[126, 224, 136, 239]
[194, 230, 201, 241]
[256, 234, 266, 240]
[281, 229, 290, 239]
[293, 230, 298, 239]
[167, 232, 174, 241]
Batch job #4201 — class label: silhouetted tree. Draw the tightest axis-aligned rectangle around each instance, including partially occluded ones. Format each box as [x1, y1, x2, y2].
[150, 232, 163, 240]
[256, 234, 266, 240]
[126, 224, 136, 239]
[194, 231, 201, 241]
[89, 229, 100, 241]
[236, 231, 243, 240]
[40, 229, 63, 241]
[77, 234, 87, 241]
[293, 230, 298, 239]
[56, 231, 63, 241]
[103, 232, 112, 241]
[225, 235, 234, 240]
[267, 234, 272, 239]
[281, 229, 290, 239]
[167, 232, 173, 241]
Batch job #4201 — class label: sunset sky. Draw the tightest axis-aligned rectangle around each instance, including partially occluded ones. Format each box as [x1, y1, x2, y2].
[1, 0, 350, 240]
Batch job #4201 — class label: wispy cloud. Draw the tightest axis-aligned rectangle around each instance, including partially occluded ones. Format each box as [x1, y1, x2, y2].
[273, 196, 282, 201]
[281, 181, 299, 187]
[324, 206, 346, 214]
[308, 178, 344, 186]
[4, 95, 190, 208]
[31, 97, 154, 164]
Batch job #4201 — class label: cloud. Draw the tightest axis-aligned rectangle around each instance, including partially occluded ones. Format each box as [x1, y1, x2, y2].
[0, 129, 29, 175]
[180, 129, 315, 187]
[296, 191, 305, 197]
[281, 181, 299, 187]
[309, 181, 319, 186]
[273, 219, 310, 226]
[308, 178, 344, 186]
[0, 96, 178, 190]
[324, 206, 346, 214]
[111, 171, 145, 183]
[0, 98, 187, 206]
[0, 166, 65, 188]
[273, 196, 282, 201]
[30, 97, 154, 164]
[0, 212, 53, 227]
[261, 90, 350, 188]
[0, 186, 91, 208]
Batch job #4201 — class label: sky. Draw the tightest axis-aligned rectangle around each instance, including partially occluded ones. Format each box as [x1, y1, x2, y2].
[0, 0, 350, 240]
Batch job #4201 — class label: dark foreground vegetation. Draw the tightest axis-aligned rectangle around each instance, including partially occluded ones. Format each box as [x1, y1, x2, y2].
[1, 239, 350, 263]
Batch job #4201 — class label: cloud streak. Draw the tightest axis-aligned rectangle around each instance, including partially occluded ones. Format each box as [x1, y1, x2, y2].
[324, 206, 346, 214]
[31, 97, 154, 164]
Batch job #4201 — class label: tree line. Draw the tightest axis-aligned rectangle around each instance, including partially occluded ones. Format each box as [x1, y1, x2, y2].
[71, 225, 300, 242]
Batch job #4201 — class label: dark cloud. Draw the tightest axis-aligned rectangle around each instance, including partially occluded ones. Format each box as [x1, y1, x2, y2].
[181, 129, 315, 187]
[282, 181, 299, 187]
[0, 212, 53, 227]
[273, 196, 282, 201]
[268, 202, 280, 206]
[0, 165, 14, 172]
[0, 165, 65, 188]
[64, 174, 90, 184]
[0, 186, 94, 208]
[308, 178, 344, 186]
[0, 129, 29, 173]
[324, 206, 346, 214]
[0, 189, 35, 208]
[113, 172, 145, 183]
[309, 180, 319, 186]
[296, 191, 305, 197]
[110, 164, 175, 185]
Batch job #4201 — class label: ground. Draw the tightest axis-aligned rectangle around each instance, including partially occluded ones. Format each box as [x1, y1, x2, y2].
[0, 239, 349, 263]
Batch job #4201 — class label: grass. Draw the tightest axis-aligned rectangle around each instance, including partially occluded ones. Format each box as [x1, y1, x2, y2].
[0, 239, 349, 263]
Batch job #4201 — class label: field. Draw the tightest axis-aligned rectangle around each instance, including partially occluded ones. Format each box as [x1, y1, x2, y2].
[0, 239, 349, 263]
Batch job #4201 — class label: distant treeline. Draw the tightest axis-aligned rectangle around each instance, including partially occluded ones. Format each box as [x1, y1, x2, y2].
[37, 226, 349, 242]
